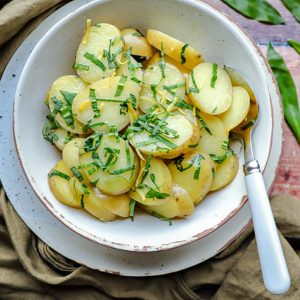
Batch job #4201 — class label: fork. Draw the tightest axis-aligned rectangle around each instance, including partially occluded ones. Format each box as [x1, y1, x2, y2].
[228, 68, 291, 294]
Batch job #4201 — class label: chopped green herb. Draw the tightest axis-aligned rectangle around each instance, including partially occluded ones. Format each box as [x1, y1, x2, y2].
[110, 165, 135, 175]
[150, 173, 160, 190]
[212, 167, 216, 178]
[141, 155, 152, 184]
[47, 97, 63, 121]
[83, 133, 102, 152]
[96, 97, 128, 103]
[222, 139, 229, 150]
[189, 70, 200, 93]
[84, 52, 106, 71]
[88, 167, 97, 175]
[164, 82, 186, 90]
[119, 102, 128, 115]
[180, 43, 189, 64]
[196, 113, 212, 135]
[130, 77, 142, 84]
[115, 75, 127, 97]
[135, 138, 158, 148]
[152, 212, 173, 226]
[73, 63, 89, 71]
[193, 155, 202, 180]
[241, 118, 257, 130]
[159, 43, 166, 79]
[80, 195, 85, 208]
[211, 63, 218, 88]
[132, 31, 143, 37]
[145, 188, 169, 199]
[59, 106, 74, 127]
[125, 140, 131, 166]
[60, 90, 77, 106]
[151, 84, 157, 100]
[42, 121, 59, 144]
[71, 167, 84, 182]
[188, 143, 199, 148]
[48, 170, 70, 180]
[82, 184, 90, 195]
[211, 107, 217, 113]
[129, 199, 136, 221]
[89, 89, 100, 118]
[129, 93, 138, 110]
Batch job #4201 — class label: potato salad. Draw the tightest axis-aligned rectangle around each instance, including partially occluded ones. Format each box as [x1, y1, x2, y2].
[43, 20, 252, 223]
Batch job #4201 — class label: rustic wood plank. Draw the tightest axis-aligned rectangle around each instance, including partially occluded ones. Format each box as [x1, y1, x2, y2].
[201, 0, 300, 197]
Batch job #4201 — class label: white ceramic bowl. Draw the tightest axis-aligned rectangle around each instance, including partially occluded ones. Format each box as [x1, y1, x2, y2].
[14, 0, 273, 252]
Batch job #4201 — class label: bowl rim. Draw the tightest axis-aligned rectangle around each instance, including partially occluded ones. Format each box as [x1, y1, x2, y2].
[13, 0, 278, 252]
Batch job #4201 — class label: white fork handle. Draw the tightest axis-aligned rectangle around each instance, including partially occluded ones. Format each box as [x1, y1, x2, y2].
[244, 160, 290, 294]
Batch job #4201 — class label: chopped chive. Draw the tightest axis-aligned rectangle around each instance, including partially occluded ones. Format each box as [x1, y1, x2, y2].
[175, 100, 193, 110]
[80, 195, 85, 208]
[48, 170, 70, 180]
[193, 155, 202, 180]
[152, 212, 173, 226]
[190, 70, 200, 93]
[151, 84, 157, 100]
[130, 76, 141, 84]
[159, 43, 166, 79]
[88, 167, 97, 175]
[47, 97, 63, 121]
[155, 134, 177, 149]
[211, 167, 216, 178]
[129, 199, 136, 221]
[83, 133, 102, 152]
[84, 52, 106, 71]
[89, 89, 100, 118]
[110, 164, 135, 175]
[73, 63, 89, 71]
[145, 188, 169, 199]
[180, 43, 189, 64]
[241, 118, 257, 130]
[115, 75, 127, 97]
[150, 173, 160, 190]
[196, 113, 212, 135]
[125, 140, 131, 166]
[163, 82, 186, 90]
[91, 179, 99, 186]
[81, 183, 90, 195]
[135, 138, 158, 147]
[188, 143, 199, 148]
[42, 121, 59, 144]
[132, 31, 143, 37]
[96, 97, 127, 103]
[71, 167, 84, 182]
[211, 107, 217, 113]
[211, 63, 218, 88]
[60, 90, 77, 106]
[87, 122, 106, 129]
[141, 155, 152, 184]
[222, 139, 229, 150]
[129, 93, 137, 110]
[59, 106, 74, 127]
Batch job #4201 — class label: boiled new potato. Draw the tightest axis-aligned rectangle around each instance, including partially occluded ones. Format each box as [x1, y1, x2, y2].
[196, 112, 228, 156]
[147, 52, 190, 75]
[219, 86, 250, 132]
[121, 28, 153, 61]
[72, 76, 140, 133]
[140, 196, 179, 219]
[84, 188, 117, 221]
[101, 193, 131, 218]
[225, 67, 256, 101]
[75, 22, 123, 83]
[147, 29, 203, 69]
[48, 160, 81, 208]
[62, 138, 85, 169]
[173, 184, 194, 217]
[210, 154, 239, 191]
[80, 135, 139, 195]
[130, 157, 172, 206]
[42, 125, 70, 151]
[187, 63, 232, 115]
[48, 75, 87, 133]
[168, 152, 213, 205]
[129, 112, 200, 159]
[139, 62, 186, 113]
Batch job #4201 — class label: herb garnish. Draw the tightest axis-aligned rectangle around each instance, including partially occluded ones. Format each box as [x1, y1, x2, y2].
[71, 167, 84, 182]
[115, 75, 127, 97]
[73, 63, 89, 71]
[48, 170, 70, 180]
[180, 43, 189, 64]
[152, 212, 173, 226]
[60, 90, 77, 106]
[129, 199, 136, 221]
[159, 43, 166, 79]
[188, 70, 200, 93]
[84, 52, 106, 71]
[80, 195, 85, 208]
[145, 189, 169, 199]
[211, 63, 218, 88]
[196, 113, 212, 135]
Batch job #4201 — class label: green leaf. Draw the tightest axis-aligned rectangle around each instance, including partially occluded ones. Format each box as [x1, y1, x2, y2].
[288, 40, 300, 55]
[282, 0, 300, 23]
[221, 0, 285, 24]
[267, 43, 300, 143]
[48, 170, 70, 181]
[60, 90, 77, 106]
[145, 188, 169, 199]
[129, 199, 136, 221]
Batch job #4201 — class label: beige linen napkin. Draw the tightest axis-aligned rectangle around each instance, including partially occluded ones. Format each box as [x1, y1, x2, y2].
[1, 1, 299, 299]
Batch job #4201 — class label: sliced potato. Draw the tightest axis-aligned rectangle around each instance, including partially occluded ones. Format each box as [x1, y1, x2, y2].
[84, 188, 117, 221]
[139, 62, 186, 113]
[196, 112, 228, 156]
[129, 112, 200, 159]
[48, 160, 81, 208]
[147, 52, 190, 75]
[101, 193, 131, 218]
[140, 196, 179, 219]
[50, 127, 70, 151]
[219, 86, 250, 132]
[187, 63, 232, 115]
[168, 151, 213, 205]
[79, 135, 139, 195]
[210, 154, 239, 191]
[147, 29, 203, 69]
[173, 184, 194, 217]
[62, 138, 85, 169]
[75, 22, 123, 83]
[48, 75, 87, 133]
[121, 28, 153, 61]
[72, 76, 140, 133]
[116, 54, 143, 84]
[225, 67, 256, 101]
[130, 157, 172, 206]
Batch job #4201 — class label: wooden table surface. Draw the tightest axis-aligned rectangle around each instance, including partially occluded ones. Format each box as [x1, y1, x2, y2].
[202, 0, 300, 197]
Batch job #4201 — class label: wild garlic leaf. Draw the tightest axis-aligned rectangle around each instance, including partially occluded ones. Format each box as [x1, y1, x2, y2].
[221, 0, 285, 24]
[288, 40, 300, 55]
[282, 0, 300, 23]
[267, 43, 300, 143]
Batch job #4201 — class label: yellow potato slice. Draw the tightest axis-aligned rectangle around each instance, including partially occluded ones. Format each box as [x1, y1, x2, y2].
[147, 52, 190, 74]
[48, 160, 81, 208]
[130, 157, 172, 206]
[147, 29, 203, 69]
[75, 22, 123, 83]
[219, 86, 250, 132]
[196, 112, 229, 156]
[129, 112, 200, 159]
[79, 135, 138, 195]
[62, 138, 85, 168]
[173, 184, 194, 218]
[140, 196, 179, 219]
[187, 63, 232, 115]
[121, 28, 153, 60]
[72, 76, 140, 133]
[225, 67, 256, 101]
[50, 127, 69, 151]
[139, 62, 186, 113]
[101, 193, 131, 218]
[48, 75, 87, 133]
[168, 151, 213, 205]
[210, 154, 239, 191]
